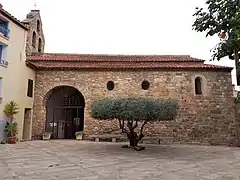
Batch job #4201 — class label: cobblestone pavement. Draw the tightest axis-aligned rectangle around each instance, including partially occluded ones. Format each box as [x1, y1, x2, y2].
[0, 140, 240, 180]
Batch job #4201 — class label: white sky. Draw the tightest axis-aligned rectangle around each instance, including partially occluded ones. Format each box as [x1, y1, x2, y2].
[1, 0, 236, 70]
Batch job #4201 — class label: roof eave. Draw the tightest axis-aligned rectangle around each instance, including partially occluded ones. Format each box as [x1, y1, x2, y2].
[26, 65, 233, 72]
[26, 61, 37, 70]
[0, 9, 28, 30]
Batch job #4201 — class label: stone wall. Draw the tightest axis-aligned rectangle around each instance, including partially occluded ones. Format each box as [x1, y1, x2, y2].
[32, 69, 237, 145]
[23, 10, 45, 55]
[234, 104, 240, 145]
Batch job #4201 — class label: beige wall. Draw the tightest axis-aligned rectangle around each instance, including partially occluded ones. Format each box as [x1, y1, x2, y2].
[0, 14, 35, 140]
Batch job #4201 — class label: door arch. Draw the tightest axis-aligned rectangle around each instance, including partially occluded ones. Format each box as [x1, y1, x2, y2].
[44, 86, 85, 139]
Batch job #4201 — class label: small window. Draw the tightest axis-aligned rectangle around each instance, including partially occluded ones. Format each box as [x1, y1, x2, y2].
[32, 31, 36, 47]
[141, 80, 150, 90]
[38, 38, 42, 52]
[0, 44, 6, 60]
[0, 77, 2, 104]
[0, 77, 2, 97]
[37, 20, 40, 32]
[0, 20, 9, 38]
[27, 79, 34, 97]
[195, 77, 202, 95]
[0, 45, 8, 68]
[0, 45, 2, 60]
[107, 81, 114, 91]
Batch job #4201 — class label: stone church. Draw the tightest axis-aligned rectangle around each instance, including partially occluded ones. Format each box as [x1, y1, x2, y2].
[24, 10, 237, 145]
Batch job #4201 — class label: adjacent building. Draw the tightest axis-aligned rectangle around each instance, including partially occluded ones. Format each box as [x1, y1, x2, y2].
[0, 6, 44, 140]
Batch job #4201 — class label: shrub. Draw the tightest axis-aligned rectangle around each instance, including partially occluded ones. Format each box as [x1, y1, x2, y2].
[3, 101, 19, 122]
[91, 98, 179, 150]
[235, 92, 240, 104]
[3, 101, 19, 138]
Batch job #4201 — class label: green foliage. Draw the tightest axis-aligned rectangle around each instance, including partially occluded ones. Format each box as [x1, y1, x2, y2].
[3, 101, 19, 138]
[91, 98, 179, 122]
[192, 0, 240, 60]
[235, 91, 240, 103]
[3, 101, 19, 122]
[5, 122, 18, 137]
[91, 98, 179, 149]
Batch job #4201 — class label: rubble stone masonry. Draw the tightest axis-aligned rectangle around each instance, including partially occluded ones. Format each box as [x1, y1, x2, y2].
[23, 10, 45, 55]
[32, 69, 237, 145]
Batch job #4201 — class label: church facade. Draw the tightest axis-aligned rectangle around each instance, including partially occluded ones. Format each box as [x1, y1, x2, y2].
[26, 53, 237, 145]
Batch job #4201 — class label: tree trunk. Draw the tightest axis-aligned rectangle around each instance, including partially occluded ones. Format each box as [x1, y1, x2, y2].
[120, 120, 147, 151]
[234, 49, 240, 146]
[234, 49, 240, 85]
[128, 131, 138, 147]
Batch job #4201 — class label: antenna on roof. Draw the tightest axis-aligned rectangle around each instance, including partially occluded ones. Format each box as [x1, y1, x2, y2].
[33, 0, 37, 10]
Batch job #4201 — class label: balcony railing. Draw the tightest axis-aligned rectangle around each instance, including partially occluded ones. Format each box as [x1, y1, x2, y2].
[0, 24, 9, 38]
[0, 59, 8, 68]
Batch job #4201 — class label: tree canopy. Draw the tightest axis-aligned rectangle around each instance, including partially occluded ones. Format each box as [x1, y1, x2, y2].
[91, 98, 179, 150]
[91, 98, 179, 122]
[192, 0, 240, 61]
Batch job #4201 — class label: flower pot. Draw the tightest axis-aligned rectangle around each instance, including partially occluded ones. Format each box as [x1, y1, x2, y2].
[42, 132, 51, 140]
[8, 137, 17, 144]
[75, 131, 84, 140]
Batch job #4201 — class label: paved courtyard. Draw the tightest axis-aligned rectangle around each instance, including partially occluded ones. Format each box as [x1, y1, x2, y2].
[0, 140, 240, 180]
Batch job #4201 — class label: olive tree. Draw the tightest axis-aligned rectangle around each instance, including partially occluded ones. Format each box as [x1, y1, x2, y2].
[91, 98, 179, 150]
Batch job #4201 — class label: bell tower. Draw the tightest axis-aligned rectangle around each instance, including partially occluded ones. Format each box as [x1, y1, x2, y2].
[22, 10, 45, 55]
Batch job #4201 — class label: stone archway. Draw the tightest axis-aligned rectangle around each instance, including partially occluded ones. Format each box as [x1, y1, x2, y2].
[44, 86, 85, 139]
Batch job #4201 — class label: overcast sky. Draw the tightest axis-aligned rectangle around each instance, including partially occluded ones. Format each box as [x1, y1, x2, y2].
[1, 0, 235, 68]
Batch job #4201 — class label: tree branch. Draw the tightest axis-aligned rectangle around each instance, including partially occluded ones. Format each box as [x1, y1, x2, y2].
[140, 121, 147, 135]
[129, 120, 133, 126]
[133, 121, 138, 129]
[122, 129, 128, 133]
[136, 121, 148, 142]
[127, 121, 132, 128]
[119, 119, 123, 128]
[119, 119, 128, 133]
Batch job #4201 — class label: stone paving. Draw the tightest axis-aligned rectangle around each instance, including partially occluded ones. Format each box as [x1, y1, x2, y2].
[0, 140, 240, 180]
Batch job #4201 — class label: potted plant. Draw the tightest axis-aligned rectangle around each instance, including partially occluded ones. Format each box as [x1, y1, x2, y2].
[42, 132, 52, 140]
[5, 122, 18, 144]
[3, 101, 19, 144]
[75, 131, 85, 140]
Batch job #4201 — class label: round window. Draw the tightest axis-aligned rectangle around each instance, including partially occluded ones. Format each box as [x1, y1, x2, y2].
[141, 80, 150, 90]
[107, 81, 114, 91]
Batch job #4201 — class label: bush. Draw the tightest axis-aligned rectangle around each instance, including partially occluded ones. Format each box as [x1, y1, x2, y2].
[3, 101, 19, 139]
[5, 122, 18, 137]
[91, 98, 178, 121]
[3, 101, 19, 122]
[235, 92, 240, 104]
[91, 98, 179, 150]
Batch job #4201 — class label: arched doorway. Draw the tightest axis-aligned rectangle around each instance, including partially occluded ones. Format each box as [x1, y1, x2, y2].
[45, 86, 85, 139]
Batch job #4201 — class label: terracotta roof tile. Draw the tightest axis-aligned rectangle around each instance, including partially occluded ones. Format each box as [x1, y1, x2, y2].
[27, 53, 204, 62]
[26, 53, 233, 71]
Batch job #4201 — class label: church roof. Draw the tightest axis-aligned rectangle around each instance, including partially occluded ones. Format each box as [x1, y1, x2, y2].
[26, 53, 233, 71]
